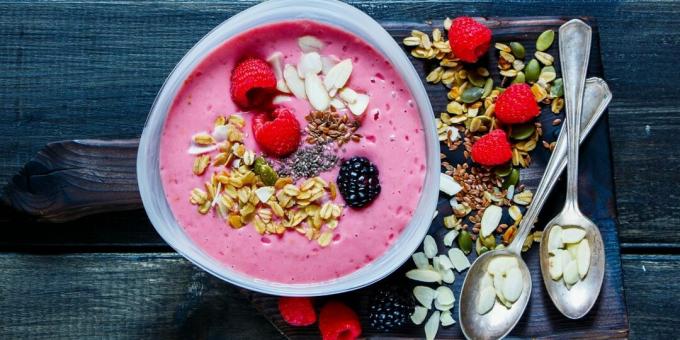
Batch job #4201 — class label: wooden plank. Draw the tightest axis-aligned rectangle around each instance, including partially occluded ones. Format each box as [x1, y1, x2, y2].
[0, 252, 670, 339]
[0, 1, 678, 245]
[0, 253, 284, 340]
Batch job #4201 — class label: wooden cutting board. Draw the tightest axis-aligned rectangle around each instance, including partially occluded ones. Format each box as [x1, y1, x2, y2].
[2, 16, 628, 339]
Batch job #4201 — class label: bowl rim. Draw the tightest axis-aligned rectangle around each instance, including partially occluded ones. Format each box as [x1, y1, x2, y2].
[137, 0, 440, 296]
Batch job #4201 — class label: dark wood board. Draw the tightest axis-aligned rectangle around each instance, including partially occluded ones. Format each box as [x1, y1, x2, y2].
[0, 252, 665, 339]
[0, 16, 628, 339]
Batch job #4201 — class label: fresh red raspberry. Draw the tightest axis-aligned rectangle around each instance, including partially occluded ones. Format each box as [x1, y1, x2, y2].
[471, 129, 512, 167]
[252, 107, 301, 158]
[494, 83, 541, 124]
[318, 301, 362, 340]
[230, 57, 277, 109]
[448, 16, 492, 63]
[278, 297, 317, 327]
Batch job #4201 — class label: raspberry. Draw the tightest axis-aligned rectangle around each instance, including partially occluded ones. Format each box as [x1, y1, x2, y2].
[230, 57, 277, 109]
[278, 297, 317, 327]
[336, 157, 381, 208]
[448, 16, 492, 63]
[252, 107, 301, 158]
[318, 301, 362, 340]
[471, 129, 512, 167]
[494, 83, 541, 124]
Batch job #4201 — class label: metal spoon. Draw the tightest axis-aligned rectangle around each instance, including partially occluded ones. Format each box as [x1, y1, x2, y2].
[539, 19, 605, 320]
[458, 77, 611, 340]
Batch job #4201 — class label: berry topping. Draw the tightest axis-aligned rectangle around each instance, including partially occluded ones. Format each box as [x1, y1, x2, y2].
[318, 301, 362, 340]
[495, 83, 541, 124]
[278, 297, 317, 327]
[336, 157, 381, 208]
[368, 286, 414, 332]
[252, 107, 302, 158]
[230, 57, 277, 109]
[447, 17, 492, 63]
[471, 129, 513, 167]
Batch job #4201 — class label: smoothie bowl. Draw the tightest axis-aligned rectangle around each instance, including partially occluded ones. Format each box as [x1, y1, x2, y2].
[138, 0, 438, 296]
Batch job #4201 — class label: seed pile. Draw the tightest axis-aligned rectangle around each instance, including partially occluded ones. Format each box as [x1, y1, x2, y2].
[275, 143, 339, 180]
[304, 110, 362, 146]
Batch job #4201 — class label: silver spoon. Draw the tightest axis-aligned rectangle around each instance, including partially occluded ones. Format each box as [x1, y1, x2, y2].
[539, 19, 605, 319]
[458, 77, 611, 340]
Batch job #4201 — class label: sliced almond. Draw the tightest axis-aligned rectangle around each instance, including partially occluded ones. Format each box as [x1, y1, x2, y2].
[480, 273, 493, 288]
[338, 87, 358, 104]
[406, 269, 442, 283]
[548, 225, 564, 252]
[480, 205, 502, 237]
[493, 272, 505, 300]
[411, 306, 428, 325]
[440, 311, 456, 326]
[439, 173, 462, 196]
[434, 299, 453, 311]
[424, 311, 440, 340]
[283, 64, 306, 99]
[272, 95, 293, 104]
[447, 248, 470, 272]
[423, 235, 438, 258]
[477, 286, 496, 315]
[576, 239, 591, 279]
[548, 253, 563, 280]
[487, 256, 518, 276]
[321, 55, 340, 74]
[443, 230, 459, 247]
[212, 125, 229, 142]
[304, 72, 330, 111]
[508, 205, 522, 221]
[267, 52, 290, 93]
[254, 186, 275, 203]
[298, 35, 324, 53]
[348, 93, 369, 117]
[435, 286, 454, 305]
[188, 143, 218, 155]
[563, 260, 579, 286]
[412, 252, 430, 269]
[297, 52, 323, 78]
[566, 242, 579, 259]
[437, 255, 454, 270]
[502, 267, 523, 303]
[413, 286, 437, 309]
[562, 227, 586, 244]
[323, 58, 353, 91]
[441, 268, 455, 284]
[330, 97, 346, 109]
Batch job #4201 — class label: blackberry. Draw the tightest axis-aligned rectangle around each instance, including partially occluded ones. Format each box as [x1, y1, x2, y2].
[336, 157, 381, 208]
[368, 286, 414, 332]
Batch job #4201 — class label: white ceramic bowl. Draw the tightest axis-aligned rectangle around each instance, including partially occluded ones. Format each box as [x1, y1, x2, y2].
[138, 0, 439, 296]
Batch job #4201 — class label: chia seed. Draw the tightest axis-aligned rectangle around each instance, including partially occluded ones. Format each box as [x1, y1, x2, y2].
[275, 144, 338, 180]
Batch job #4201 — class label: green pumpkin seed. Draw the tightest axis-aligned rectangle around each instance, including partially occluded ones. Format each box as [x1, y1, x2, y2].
[253, 157, 278, 186]
[460, 87, 484, 103]
[502, 168, 520, 189]
[535, 51, 554, 65]
[494, 164, 513, 177]
[536, 29, 555, 51]
[467, 72, 486, 87]
[481, 233, 496, 249]
[495, 244, 506, 250]
[477, 67, 490, 77]
[512, 71, 526, 84]
[539, 66, 556, 83]
[550, 78, 564, 98]
[510, 124, 536, 140]
[458, 230, 473, 255]
[481, 78, 494, 99]
[509, 42, 525, 59]
[525, 59, 540, 83]
[478, 246, 490, 255]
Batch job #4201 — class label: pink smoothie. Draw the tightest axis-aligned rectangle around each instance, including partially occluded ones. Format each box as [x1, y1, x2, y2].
[160, 20, 426, 283]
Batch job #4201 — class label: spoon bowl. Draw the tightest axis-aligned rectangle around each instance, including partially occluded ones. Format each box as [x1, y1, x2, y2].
[459, 249, 531, 340]
[540, 214, 605, 319]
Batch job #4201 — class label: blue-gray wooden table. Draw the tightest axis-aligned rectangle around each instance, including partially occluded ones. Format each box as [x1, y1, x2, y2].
[1, 1, 678, 339]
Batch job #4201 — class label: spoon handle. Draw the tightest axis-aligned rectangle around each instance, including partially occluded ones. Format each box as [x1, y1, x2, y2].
[560, 19, 592, 212]
[507, 77, 610, 254]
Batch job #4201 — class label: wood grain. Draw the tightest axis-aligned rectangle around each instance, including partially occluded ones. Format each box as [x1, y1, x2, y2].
[0, 252, 667, 339]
